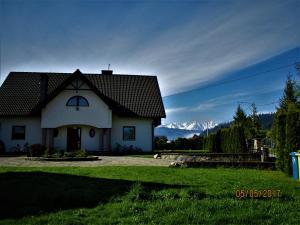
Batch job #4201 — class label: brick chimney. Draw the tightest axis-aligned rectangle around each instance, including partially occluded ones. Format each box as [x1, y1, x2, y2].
[40, 74, 49, 106]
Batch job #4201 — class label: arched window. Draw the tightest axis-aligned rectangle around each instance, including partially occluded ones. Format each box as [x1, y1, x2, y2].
[66, 96, 89, 107]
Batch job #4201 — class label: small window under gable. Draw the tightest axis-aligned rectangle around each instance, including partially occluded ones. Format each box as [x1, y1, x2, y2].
[66, 96, 89, 108]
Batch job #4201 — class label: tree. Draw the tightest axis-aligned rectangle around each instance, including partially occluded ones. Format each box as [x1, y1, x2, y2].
[284, 104, 300, 175]
[233, 104, 247, 127]
[249, 103, 261, 138]
[154, 136, 168, 150]
[272, 73, 300, 175]
[279, 75, 297, 110]
[273, 110, 287, 171]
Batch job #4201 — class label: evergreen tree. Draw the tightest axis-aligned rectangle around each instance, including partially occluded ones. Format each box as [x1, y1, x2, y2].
[279, 75, 297, 110]
[273, 110, 286, 171]
[272, 73, 300, 175]
[284, 104, 300, 175]
[249, 103, 260, 138]
[233, 104, 247, 127]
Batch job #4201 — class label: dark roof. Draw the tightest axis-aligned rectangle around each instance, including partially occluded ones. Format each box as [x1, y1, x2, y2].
[0, 70, 166, 118]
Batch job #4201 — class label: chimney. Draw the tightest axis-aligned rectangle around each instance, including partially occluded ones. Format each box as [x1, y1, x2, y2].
[40, 74, 49, 106]
[101, 70, 113, 75]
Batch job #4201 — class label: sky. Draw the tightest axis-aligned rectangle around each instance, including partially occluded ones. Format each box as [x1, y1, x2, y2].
[0, 0, 300, 124]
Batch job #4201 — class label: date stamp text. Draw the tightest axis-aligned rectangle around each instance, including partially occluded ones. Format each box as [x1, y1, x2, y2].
[235, 189, 281, 198]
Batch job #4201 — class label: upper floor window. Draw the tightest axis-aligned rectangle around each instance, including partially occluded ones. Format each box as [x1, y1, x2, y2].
[66, 96, 89, 107]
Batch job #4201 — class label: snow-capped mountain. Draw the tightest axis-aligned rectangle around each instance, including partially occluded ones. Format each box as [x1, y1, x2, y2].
[159, 120, 217, 131]
[155, 120, 218, 140]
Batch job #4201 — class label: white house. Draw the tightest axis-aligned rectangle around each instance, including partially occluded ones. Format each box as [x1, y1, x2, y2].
[0, 69, 166, 152]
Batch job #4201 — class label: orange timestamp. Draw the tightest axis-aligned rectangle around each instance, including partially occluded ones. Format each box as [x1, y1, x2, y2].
[235, 189, 281, 198]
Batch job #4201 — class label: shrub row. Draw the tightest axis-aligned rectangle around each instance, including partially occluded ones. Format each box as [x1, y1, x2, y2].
[203, 125, 247, 153]
[273, 105, 300, 175]
[155, 125, 247, 153]
[27, 144, 89, 158]
[155, 136, 204, 150]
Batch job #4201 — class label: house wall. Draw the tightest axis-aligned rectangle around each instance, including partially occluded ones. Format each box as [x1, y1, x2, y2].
[111, 115, 153, 152]
[53, 125, 101, 151]
[41, 89, 112, 128]
[0, 117, 42, 151]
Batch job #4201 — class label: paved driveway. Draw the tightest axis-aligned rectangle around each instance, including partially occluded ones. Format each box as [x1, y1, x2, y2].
[0, 156, 172, 167]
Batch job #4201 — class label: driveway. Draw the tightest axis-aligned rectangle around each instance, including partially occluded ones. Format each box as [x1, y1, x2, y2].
[0, 156, 172, 167]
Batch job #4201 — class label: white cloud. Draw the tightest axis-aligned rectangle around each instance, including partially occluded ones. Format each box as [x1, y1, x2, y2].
[165, 107, 187, 114]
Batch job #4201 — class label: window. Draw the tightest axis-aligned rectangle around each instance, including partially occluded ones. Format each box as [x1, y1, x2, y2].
[66, 96, 89, 107]
[12, 126, 26, 140]
[123, 126, 135, 141]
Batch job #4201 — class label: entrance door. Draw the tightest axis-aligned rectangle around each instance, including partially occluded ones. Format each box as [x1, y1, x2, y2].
[67, 128, 81, 151]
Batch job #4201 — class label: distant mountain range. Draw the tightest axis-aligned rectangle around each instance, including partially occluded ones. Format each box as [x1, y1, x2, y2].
[154, 113, 274, 141]
[155, 120, 218, 140]
[159, 120, 217, 131]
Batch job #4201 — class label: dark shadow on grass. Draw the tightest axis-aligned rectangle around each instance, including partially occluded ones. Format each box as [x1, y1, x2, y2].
[0, 172, 186, 219]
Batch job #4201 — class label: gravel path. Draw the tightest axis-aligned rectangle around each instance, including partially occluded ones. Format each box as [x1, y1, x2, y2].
[0, 156, 172, 167]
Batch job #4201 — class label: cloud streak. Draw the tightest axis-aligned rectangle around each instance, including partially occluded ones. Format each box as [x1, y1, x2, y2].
[165, 85, 283, 115]
[127, 1, 300, 95]
[1, 1, 299, 96]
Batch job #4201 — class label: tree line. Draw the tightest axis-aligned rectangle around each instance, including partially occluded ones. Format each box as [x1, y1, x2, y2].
[155, 103, 267, 152]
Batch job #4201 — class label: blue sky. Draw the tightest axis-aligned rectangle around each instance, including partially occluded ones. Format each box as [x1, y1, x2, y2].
[1, 0, 300, 124]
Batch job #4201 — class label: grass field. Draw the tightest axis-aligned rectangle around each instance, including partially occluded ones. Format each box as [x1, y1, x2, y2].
[0, 166, 299, 225]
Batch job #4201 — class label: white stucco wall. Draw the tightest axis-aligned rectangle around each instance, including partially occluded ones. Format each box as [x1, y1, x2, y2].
[0, 117, 42, 151]
[53, 126, 102, 151]
[41, 89, 112, 128]
[111, 115, 154, 152]
[53, 127, 67, 150]
[81, 126, 101, 151]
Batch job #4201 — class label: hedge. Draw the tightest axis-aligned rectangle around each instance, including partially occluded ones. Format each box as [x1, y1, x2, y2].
[203, 125, 247, 153]
[273, 104, 300, 175]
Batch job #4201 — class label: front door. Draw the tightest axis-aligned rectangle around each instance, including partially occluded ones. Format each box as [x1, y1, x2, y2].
[67, 128, 81, 151]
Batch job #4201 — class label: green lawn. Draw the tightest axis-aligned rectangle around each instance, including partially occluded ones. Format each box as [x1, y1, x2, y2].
[0, 166, 299, 225]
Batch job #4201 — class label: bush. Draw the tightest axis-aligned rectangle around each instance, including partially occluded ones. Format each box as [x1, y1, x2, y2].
[63, 151, 76, 158]
[63, 149, 89, 158]
[50, 151, 64, 158]
[0, 140, 5, 154]
[113, 144, 143, 153]
[29, 144, 47, 157]
[43, 148, 56, 158]
[75, 149, 89, 157]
